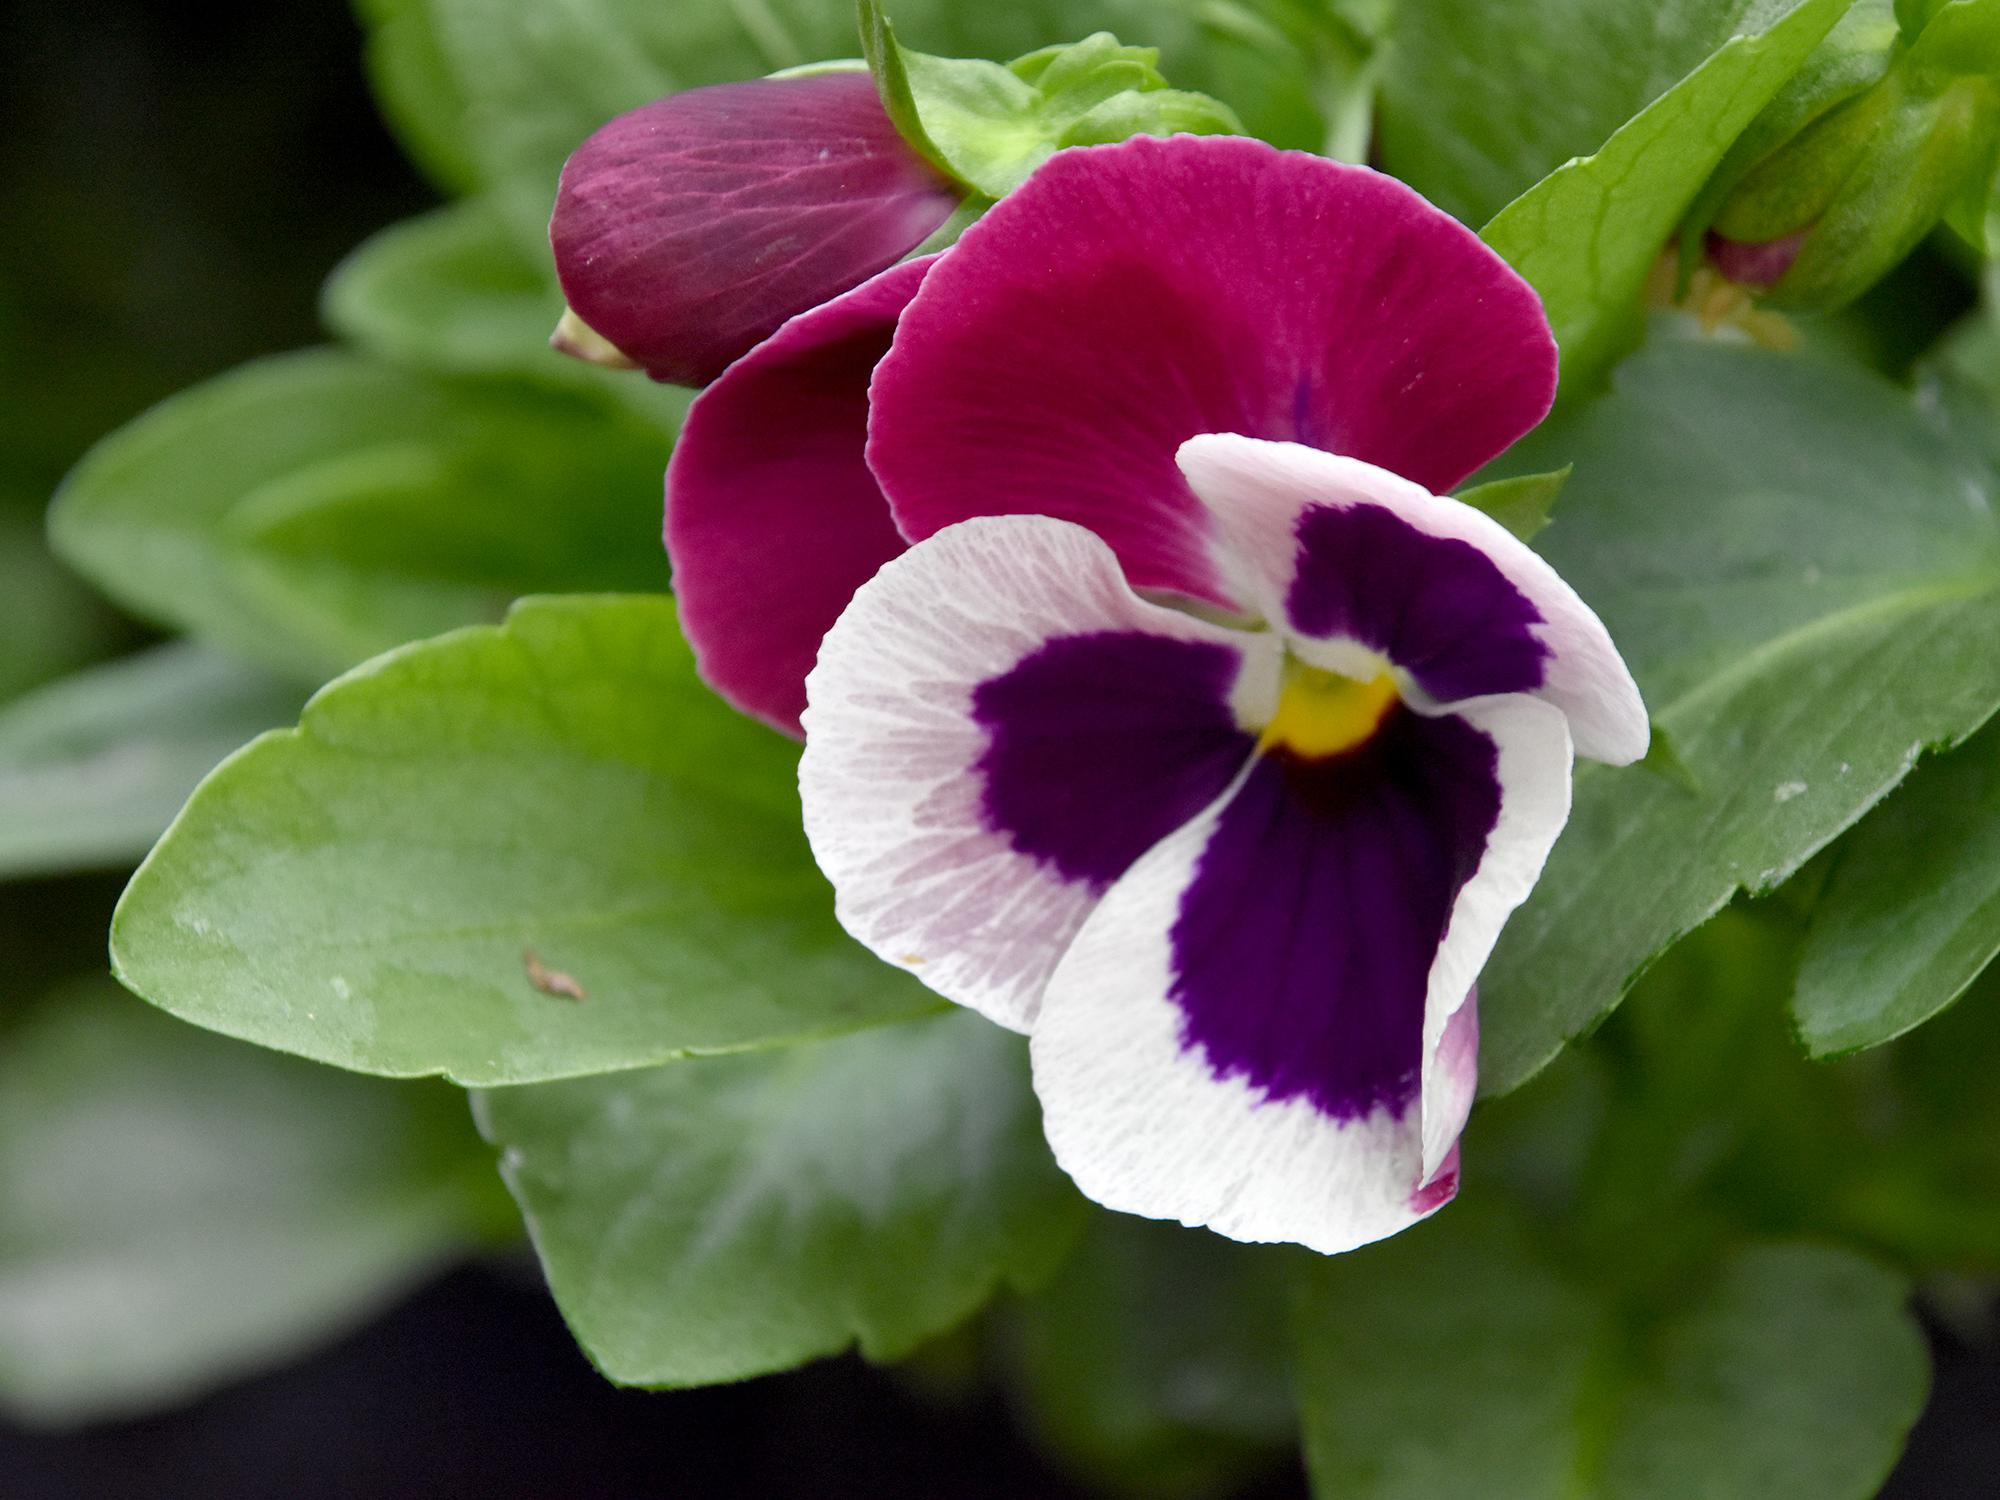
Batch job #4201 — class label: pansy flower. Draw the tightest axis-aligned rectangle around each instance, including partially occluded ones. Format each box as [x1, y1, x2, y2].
[672, 135, 1648, 1252]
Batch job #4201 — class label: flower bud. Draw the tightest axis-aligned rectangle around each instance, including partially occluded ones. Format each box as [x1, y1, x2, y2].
[1701, 5, 2000, 312]
[550, 72, 961, 387]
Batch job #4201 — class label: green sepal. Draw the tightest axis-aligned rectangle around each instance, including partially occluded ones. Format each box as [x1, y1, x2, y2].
[1452, 465, 1569, 543]
[857, 2, 1241, 199]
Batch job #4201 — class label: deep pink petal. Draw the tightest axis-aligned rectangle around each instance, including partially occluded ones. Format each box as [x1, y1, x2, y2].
[868, 135, 1558, 605]
[552, 74, 960, 387]
[666, 257, 935, 736]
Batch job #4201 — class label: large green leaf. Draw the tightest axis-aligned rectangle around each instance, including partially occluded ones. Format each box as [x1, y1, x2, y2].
[49, 350, 672, 683]
[1378, 1, 1817, 227]
[0, 979, 503, 1425]
[110, 595, 934, 1085]
[321, 198, 696, 433]
[1294, 1209, 1925, 1500]
[474, 1009, 1084, 1386]
[1001, 1213, 1295, 1498]
[322, 199, 566, 379]
[0, 644, 303, 880]
[1793, 719, 2000, 1054]
[1480, 0, 1853, 390]
[1479, 337, 2000, 1094]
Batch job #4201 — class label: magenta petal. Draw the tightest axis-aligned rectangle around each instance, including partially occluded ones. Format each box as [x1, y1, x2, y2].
[552, 74, 960, 387]
[666, 257, 935, 737]
[868, 135, 1558, 605]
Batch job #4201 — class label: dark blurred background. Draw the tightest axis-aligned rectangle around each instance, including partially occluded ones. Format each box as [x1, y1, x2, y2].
[0, 2, 1994, 1495]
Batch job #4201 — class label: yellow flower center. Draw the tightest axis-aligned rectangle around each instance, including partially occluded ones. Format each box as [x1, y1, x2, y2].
[1258, 658, 1401, 760]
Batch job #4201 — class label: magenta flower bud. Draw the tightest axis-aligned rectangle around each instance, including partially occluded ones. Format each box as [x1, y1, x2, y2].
[550, 72, 962, 387]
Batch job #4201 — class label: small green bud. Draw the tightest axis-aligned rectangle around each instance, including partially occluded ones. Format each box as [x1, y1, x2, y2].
[1698, 0, 2000, 312]
[1774, 74, 1999, 306]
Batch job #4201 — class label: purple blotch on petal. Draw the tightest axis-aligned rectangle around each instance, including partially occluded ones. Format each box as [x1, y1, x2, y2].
[869, 134, 1558, 607]
[552, 74, 960, 387]
[1286, 502, 1549, 703]
[1169, 708, 1502, 1122]
[974, 631, 1255, 892]
[667, 257, 933, 737]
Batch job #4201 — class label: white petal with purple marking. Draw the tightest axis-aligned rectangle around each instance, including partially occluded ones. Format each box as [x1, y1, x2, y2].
[801, 515, 1279, 1032]
[1031, 800, 1447, 1255]
[1176, 434, 1648, 765]
[1030, 693, 1570, 1251]
[1414, 695, 1572, 1174]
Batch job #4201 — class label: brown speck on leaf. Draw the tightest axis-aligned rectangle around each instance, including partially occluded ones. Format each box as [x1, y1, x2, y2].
[523, 947, 586, 1001]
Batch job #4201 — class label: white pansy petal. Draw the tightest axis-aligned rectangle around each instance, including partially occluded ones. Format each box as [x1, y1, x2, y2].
[1032, 801, 1442, 1255]
[800, 514, 1278, 1032]
[1032, 691, 1571, 1252]
[1177, 433, 1648, 765]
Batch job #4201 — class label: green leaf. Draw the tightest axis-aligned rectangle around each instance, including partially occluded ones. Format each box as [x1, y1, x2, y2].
[1481, 0, 1853, 390]
[323, 199, 566, 379]
[1001, 1213, 1295, 1498]
[110, 595, 935, 1085]
[0, 978, 503, 1425]
[352, 0, 482, 192]
[1828, 965, 2000, 1270]
[1563, 906, 1847, 1249]
[860, 10, 1240, 198]
[1794, 719, 2000, 1054]
[49, 350, 673, 682]
[1907, 0, 2000, 74]
[1578, 902, 2000, 1278]
[1294, 1209, 1926, 1500]
[473, 1009, 1084, 1386]
[0, 644, 304, 880]
[1453, 465, 1569, 543]
[1479, 338, 2000, 1095]
[328, 197, 696, 424]
[0, 504, 124, 707]
[1378, 1, 1825, 228]
[1900, 0, 1955, 34]
[322, 200, 692, 432]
